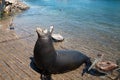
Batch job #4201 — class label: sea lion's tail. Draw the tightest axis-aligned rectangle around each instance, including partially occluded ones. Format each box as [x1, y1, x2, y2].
[82, 58, 92, 76]
[82, 58, 106, 76]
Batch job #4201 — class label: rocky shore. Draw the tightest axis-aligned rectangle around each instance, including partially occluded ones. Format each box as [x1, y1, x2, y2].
[0, 0, 29, 17]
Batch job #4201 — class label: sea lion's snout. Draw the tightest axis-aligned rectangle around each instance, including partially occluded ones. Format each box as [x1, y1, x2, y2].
[36, 27, 48, 37]
[36, 28, 48, 34]
[36, 27, 44, 37]
[36, 28, 43, 33]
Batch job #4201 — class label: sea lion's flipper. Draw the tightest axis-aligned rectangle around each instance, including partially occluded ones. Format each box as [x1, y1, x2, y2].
[88, 54, 104, 71]
[41, 74, 53, 80]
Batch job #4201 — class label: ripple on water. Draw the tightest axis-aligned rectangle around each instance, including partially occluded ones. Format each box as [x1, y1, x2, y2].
[13, 0, 120, 61]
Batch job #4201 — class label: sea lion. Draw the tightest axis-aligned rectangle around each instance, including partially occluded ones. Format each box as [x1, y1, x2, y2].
[34, 27, 92, 80]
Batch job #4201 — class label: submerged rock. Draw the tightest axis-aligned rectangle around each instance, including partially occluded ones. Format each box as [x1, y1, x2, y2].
[50, 26, 64, 42]
[52, 34, 64, 42]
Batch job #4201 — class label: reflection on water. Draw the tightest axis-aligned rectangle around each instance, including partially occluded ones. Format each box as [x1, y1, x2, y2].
[14, 0, 120, 59]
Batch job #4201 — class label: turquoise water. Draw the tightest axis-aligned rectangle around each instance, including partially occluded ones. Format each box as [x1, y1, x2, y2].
[14, 0, 120, 56]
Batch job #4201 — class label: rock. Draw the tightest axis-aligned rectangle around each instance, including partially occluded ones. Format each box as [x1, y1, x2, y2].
[96, 61, 118, 72]
[16, 1, 29, 10]
[50, 26, 64, 42]
[3, 0, 29, 15]
[51, 34, 64, 42]
[5, 0, 18, 4]
[4, 5, 11, 14]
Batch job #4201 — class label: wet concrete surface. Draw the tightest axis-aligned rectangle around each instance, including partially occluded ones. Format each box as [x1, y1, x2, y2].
[0, 18, 119, 80]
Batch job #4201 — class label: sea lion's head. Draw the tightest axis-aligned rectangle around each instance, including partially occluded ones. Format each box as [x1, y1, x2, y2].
[36, 26, 54, 40]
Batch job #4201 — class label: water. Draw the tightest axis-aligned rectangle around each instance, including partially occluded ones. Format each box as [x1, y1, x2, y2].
[14, 0, 120, 58]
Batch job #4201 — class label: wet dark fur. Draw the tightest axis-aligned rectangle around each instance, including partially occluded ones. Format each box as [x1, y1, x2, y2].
[34, 30, 92, 80]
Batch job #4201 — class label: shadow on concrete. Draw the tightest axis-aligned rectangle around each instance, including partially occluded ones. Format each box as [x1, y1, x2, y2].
[82, 68, 106, 76]
[30, 57, 42, 74]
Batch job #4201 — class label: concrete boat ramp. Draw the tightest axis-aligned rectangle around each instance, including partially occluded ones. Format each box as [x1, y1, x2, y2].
[0, 27, 118, 80]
